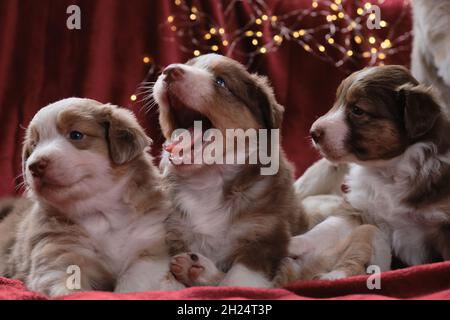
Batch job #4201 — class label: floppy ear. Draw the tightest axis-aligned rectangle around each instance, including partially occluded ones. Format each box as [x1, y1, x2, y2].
[398, 84, 442, 140]
[21, 127, 36, 178]
[251, 75, 285, 129]
[99, 105, 151, 165]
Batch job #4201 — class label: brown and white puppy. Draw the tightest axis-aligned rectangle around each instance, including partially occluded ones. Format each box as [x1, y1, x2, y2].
[0, 98, 178, 296]
[412, 0, 450, 113]
[309, 65, 450, 267]
[153, 54, 308, 288]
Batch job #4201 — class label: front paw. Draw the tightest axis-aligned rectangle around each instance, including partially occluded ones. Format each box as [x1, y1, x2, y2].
[170, 252, 223, 287]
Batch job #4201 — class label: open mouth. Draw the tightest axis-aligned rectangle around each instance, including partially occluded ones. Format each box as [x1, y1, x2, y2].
[163, 92, 214, 158]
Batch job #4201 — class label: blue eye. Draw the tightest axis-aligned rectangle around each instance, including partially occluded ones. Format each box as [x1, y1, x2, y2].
[215, 77, 226, 88]
[69, 131, 84, 141]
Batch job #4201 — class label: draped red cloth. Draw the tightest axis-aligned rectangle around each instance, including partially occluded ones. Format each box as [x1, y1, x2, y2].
[1, 262, 450, 300]
[2, 0, 441, 301]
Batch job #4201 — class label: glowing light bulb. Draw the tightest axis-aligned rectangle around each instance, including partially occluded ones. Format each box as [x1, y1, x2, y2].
[354, 35, 362, 44]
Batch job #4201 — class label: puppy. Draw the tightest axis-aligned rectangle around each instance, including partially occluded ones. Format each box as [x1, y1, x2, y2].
[310, 65, 450, 266]
[412, 0, 450, 113]
[0, 98, 178, 296]
[153, 54, 308, 288]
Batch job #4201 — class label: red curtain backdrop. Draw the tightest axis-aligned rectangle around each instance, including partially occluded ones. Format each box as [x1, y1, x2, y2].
[0, 0, 412, 197]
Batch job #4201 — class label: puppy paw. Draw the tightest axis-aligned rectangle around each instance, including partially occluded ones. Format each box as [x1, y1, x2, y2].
[288, 236, 313, 261]
[170, 252, 223, 287]
[318, 270, 347, 280]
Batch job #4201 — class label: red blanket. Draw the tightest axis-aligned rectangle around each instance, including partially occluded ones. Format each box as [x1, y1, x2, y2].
[1, 262, 449, 300]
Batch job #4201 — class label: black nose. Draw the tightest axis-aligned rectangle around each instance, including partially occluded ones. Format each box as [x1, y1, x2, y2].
[163, 65, 185, 83]
[28, 158, 49, 178]
[310, 128, 324, 143]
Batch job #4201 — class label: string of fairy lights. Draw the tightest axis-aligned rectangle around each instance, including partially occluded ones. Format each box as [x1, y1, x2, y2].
[130, 0, 412, 102]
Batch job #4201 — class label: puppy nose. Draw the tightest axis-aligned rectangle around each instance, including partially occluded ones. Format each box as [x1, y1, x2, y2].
[310, 128, 324, 144]
[163, 65, 185, 82]
[28, 158, 49, 178]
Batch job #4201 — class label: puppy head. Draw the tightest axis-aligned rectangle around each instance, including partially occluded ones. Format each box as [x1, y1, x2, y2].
[154, 54, 283, 136]
[152, 54, 284, 170]
[310, 65, 443, 163]
[22, 98, 149, 209]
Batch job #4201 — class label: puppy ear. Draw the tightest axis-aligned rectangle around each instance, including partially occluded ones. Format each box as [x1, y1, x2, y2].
[254, 75, 284, 129]
[398, 84, 442, 140]
[100, 105, 151, 165]
[21, 127, 36, 178]
[22, 137, 31, 178]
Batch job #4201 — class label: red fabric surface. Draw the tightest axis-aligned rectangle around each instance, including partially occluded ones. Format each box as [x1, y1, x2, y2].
[1, 262, 449, 300]
[0, 0, 437, 301]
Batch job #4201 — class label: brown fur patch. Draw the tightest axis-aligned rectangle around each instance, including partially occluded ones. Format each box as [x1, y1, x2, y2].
[159, 55, 307, 283]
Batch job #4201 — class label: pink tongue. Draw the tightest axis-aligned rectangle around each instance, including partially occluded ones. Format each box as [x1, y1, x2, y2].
[163, 141, 178, 153]
[164, 127, 200, 153]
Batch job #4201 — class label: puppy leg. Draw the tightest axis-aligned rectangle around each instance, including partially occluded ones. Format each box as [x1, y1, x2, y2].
[301, 195, 349, 228]
[369, 227, 392, 272]
[294, 158, 348, 200]
[318, 225, 391, 280]
[219, 263, 273, 288]
[115, 256, 185, 292]
[27, 252, 113, 297]
[170, 252, 224, 287]
[290, 216, 359, 258]
[218, 218, 292, 288]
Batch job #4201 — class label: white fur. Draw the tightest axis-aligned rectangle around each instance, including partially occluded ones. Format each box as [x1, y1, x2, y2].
[412, 0, 450, 113]
[289, 216, 357, 259]
[346, 142, 450, 265]
[219, 263, 272, 288]
[172, 165, 269, 268]
[311, 108, 350, 160]
[294, 159, 348, 199]
[319, 270, 347, 280]
[115, 256, 174, 292]
[369, 229, 392, 272]
[153, 59, 216, 117]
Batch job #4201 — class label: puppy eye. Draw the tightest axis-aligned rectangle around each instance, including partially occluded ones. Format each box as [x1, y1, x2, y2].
[69, 131, 84, 141]
[215, 77, 226, 88]
[351, 106, 365, 116]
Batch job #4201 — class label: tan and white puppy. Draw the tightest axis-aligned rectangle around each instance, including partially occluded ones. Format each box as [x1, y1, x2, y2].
[309, 65, 450, 267]
[153, 54, 308, 288]
[0, 98, 178, 296]
[412, 0, 450, 113]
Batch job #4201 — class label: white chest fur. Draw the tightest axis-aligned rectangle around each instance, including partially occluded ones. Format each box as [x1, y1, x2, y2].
[345, 143, 450, 265]
[79, 209, 166, 276]
[174, 169, 235, 266]
[74, 182, 167, 277]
